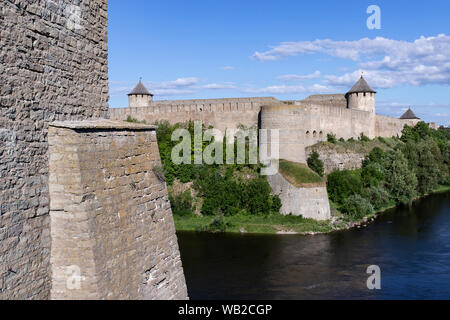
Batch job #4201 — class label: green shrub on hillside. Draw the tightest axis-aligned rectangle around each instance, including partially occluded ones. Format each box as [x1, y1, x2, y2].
[307, 151, 324, 177]
[341, 195, 374, 220]
[169, 190, 193, 217]
[362, 186, 390, 211]
[327, 133, 337, 144]
[327, 170, 363, 205]
[361, 162, 385, 188]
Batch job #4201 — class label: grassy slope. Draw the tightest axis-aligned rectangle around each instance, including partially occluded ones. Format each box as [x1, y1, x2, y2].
[174, 214, 333, 234]
[278, 160, 324, 187]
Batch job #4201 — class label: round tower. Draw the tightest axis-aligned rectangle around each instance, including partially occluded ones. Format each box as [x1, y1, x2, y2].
[345, 76, 376, 113]
[128, 79, 153, 108]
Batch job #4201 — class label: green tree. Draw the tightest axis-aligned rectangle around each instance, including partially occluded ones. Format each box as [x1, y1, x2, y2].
[361, 162, 385, 187]
[362, 186, 390, 210]
[415, 141, 440, 195]
[362, 147, 386, 168]
[383, 150, 418, 204]
[327, 170, 363, 205]
[341, 195, 374, 220]
[307, 151, 324, 177]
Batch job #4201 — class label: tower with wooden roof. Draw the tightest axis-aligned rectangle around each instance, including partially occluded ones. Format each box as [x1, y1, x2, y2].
[345, 75, 377, 113]
[400, 108, 420, 120]
[128, 79, 154, 108]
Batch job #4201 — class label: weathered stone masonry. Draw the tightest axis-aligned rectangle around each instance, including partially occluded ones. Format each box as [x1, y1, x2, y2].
[48, 121, 187, 300]
[1, 0, 108, 299]
[1, 0, 187, 300]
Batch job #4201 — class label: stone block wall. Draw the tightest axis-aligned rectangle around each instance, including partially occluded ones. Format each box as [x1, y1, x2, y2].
[375, 115, 419, 137]
[267, 173, 331, 221]
[0, 0, 109, 299]
[260, 104, 375, 164]
[48, 120, 188, 300]
[110, 97, 279, 131]
[305, 146, 366, 174]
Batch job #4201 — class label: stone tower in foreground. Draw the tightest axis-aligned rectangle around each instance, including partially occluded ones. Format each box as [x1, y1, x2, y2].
[1, 0, 187, 300]
[346, 76, 377, 113]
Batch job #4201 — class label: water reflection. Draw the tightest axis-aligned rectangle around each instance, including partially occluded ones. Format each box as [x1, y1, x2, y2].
[177, 192, 450, 299]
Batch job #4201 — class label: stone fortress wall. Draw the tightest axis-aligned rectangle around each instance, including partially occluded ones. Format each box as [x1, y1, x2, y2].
[260, 103, 419, 164]
[1, 0, 187, 300]
[109, 97, 279, 131]
[112, 89, 419, 165]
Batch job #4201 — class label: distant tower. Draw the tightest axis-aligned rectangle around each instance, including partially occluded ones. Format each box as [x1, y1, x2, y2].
[128, 79, 153, 108]
[345, 76, 376, 113]
[400, 108, 420, 121]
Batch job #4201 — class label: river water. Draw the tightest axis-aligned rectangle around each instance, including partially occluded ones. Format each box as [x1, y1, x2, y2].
[177, 192, 450, 300]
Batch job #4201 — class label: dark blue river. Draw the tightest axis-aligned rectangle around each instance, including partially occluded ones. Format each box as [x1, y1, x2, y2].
[177, 191, 450, 300]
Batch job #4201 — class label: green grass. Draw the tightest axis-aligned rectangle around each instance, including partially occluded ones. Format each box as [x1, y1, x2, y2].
[278, 160, 325, 187]
[431, 184, 450, 194]
[174, 214, 333, 234]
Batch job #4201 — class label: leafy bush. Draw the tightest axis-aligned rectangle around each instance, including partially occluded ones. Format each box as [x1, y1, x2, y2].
[169, 190, 193, 216]
[307, 151, 324, 177]
[327, 170, 363, 205]
[341, 195, 374, 220]
[360, 133, 370, 142]
[362, 147, 386, 167]
[200, 216, 233, 233]
[361, 162, 385, 187]
[327, 133, 337, 144]
[270, 195, 282, 213]
[362, 186, 390, 210]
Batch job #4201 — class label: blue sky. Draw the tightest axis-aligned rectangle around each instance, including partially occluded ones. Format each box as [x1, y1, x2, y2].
[108, 0, 450, 125]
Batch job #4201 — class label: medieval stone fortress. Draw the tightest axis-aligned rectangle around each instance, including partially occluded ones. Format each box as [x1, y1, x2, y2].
[0, 0, 439, 300]
[111, 77, 425, 221]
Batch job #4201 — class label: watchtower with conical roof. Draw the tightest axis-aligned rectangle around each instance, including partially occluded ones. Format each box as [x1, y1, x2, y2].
[128, 80, 153, 108]
[345, 76, 376, 113]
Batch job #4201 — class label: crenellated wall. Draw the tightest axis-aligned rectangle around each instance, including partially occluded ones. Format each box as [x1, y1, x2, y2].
[110, 97, 279, 131]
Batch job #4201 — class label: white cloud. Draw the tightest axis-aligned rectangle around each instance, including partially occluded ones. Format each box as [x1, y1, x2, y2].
[152, 77, 199, 89]
[242, 83, 334, 95]
[277, 71, 321, 81]
[254, 34, 450, 88]
[220, 66, 234, 71]
[202, 83, 236, 90]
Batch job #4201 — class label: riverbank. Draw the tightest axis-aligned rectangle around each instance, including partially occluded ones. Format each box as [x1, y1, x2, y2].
[174, 185, 450, 235]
